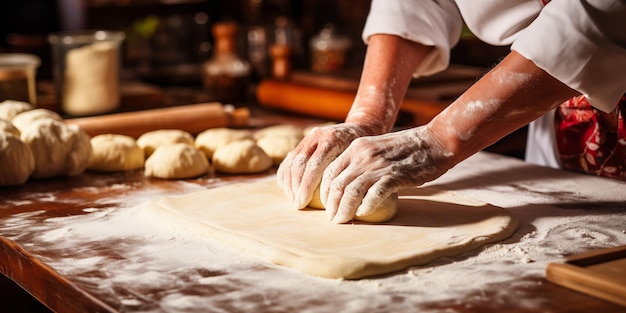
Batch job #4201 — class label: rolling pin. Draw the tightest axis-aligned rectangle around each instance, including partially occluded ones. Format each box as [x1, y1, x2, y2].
[256, 79, 449, 126]
[66, 102, 250, 138]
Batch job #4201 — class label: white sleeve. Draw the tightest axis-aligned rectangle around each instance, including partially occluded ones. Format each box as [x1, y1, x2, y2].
[361, 0, 463, 78]
[511, 0, 626, 112]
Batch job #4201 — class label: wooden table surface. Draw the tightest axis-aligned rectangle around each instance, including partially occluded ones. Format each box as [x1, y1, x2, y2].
[1, 112, 626, 312]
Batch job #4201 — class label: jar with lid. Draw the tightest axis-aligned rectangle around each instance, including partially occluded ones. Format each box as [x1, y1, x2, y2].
[309, 24, 351, 73]
[0, 53, 40, 106]
[201, 22, 251, 103]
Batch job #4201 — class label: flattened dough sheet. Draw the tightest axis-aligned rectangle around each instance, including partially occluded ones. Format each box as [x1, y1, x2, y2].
[141, 178, 518, 279]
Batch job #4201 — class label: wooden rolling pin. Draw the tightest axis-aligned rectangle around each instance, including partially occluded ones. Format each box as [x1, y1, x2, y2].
[66, 102, 249, 138]
[256, 79, 448, 126]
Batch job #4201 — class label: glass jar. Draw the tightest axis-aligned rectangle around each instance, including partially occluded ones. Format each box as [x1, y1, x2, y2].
[309, 24, 351, 73]
[0, 53, 40, 105]
[201, 22, 250, 103]
[48, 30, 125, 116]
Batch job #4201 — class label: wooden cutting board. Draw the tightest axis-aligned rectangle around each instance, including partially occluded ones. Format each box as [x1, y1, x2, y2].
[141, 178, 518, 279]
[546, 245, 626, 307]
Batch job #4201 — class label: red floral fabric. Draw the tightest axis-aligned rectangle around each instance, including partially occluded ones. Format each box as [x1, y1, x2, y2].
[555, 95, 626, 181]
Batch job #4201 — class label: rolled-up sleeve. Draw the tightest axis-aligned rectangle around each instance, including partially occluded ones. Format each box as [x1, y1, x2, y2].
[362, 0, 463, 77]
[512, 0, 626, 112]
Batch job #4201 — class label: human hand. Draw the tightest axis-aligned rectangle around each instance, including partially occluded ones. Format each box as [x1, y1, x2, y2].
[320, 126, 453, 223]
[276, 123, 370, 210]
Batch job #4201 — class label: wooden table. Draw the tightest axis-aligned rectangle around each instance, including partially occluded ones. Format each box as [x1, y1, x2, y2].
[1, 137, 625, 311]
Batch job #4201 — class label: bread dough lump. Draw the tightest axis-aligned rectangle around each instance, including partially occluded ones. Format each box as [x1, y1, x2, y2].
[0, 119, 20, 136]
[12, 108, 63, 132]
[195, 127, 253, 159]
[256, 135, 301, 165]
[0, 100, 33, 120]
[0, 132, 35, 186]
[145, 143, 208, 179]
[254, 124, 304, 141]
[20, 119, 92, 179]
[212, 139, 272, 174]
[88, 134, 144, 172]
[308, 184, 398, 223]
[137, 129, 194, 157]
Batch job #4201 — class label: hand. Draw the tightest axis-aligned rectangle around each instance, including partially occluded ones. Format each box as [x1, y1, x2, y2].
[320, 126, 453, 223]
[277, 123, 369, 210]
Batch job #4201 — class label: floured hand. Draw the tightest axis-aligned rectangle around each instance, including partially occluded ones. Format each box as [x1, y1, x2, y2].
[320, 126, 453, 224]
[276, 123, 369, 210]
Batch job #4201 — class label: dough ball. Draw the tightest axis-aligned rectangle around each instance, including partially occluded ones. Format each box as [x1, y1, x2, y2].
[20, 119, 92, 179]
[145, 143, 209, 179]
[0, 132, 35, 186]
[308, 184, 398, 223]
[12, 108, 63, 131]
[87, 134, 144, 172]
[195, 127, 253, 159]
[212, 139, 272, 174]
[0, 100, 33, 120]
[137, 129, 194, 158]
[0, 118, 20, 136]
[256, 135, 301, 165]
[254, 124, 304, 141]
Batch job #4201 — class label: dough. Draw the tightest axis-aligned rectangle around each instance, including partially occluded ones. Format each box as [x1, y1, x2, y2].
[87, 134, 144, 172]
[212, 139, 272, 174]
[145, 143, 209, 179]
[254, 124, 304, 141]
[0, 132, 35, 186]
[0, 119, 20, 136]
[307, 184, 398, 223]
[195, 127, 253, 159]
[141, 179, 519, 279]
[137, 129, 194, 158]
[11, 108, 63, 131]
[256, 135, 301, 165]
[0, 100, 33, 120]
[63, 42, 119, 115]
[20, 119, 92, 178]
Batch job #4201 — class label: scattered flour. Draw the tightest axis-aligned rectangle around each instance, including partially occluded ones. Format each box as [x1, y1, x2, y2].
[1, 153, 625, 312]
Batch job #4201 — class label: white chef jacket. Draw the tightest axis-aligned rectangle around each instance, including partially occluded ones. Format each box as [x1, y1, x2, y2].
[362, 0, 626, 168]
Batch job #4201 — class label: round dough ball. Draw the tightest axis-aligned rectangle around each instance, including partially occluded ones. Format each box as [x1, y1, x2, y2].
[12, 108, 63, 131]
[212, 139, 272, 174]
[0, 132, 35, 186]
[0, 100, 33, 121]
[254, 124, 304, 141]
[195, 127, 253, 159]
[308, 184, 398, 223]
[0, 118, 20, 136]
[137, 129, 194, 158]
[145, 143, 208, 179]
[20, 119, 92, 179]
[87, 134, 144, 172]
[256, 135, 301, 165]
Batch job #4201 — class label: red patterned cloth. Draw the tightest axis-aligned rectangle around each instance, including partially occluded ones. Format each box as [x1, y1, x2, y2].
[555, 95, 626, 181]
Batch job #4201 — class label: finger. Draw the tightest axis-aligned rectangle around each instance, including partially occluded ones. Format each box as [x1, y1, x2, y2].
[294, 152, 325, 210]
[332, 176, 372, 224]
[320, 153, 351, 220]
[355, 177, 397, 218]
[276, 150, 296, 201]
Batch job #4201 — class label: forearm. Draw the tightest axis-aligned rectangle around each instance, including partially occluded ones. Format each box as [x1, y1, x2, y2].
[346, 34, 433, 135]
[427, 50, 580, 165]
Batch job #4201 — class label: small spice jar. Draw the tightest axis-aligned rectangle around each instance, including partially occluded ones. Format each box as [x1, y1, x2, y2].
[201, 22, 251, 103]
[0, 53, 40, 106]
